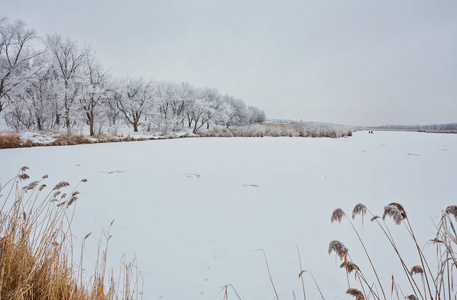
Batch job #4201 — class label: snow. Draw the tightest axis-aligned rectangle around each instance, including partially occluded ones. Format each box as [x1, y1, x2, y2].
[0, 131, 456, 299]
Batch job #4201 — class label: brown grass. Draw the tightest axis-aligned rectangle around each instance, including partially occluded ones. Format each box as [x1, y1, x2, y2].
[0, 168, 141, 299]
[0, 131, 187, 149]
[0, 133, 24, 148]
[52, 134, 94, 146]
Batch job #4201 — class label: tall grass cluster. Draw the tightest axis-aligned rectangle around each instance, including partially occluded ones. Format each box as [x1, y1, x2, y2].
[203, 123, 352, 138]
[0, 167, 141, 299]
[0, 133, 26, 148]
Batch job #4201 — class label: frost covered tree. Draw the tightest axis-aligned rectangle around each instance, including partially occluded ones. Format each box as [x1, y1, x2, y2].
[220, 96, 249, 128]
[247, 105, 266, 124]
[7, 54, 57, 130]
[79, 48, 111, 136]
[0, 16, 267, 134]
[154, 81, 179, 133]
[187, 87, 222, 133]
[0, 17, 42, 115]
[115, 78, 154, 132]
[152, 81, 196, 133]
[174, 82, 195, 128]
[46, 34, 85, 134]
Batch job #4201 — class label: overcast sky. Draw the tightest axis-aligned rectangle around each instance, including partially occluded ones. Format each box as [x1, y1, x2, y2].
[3, 0, 456, 126]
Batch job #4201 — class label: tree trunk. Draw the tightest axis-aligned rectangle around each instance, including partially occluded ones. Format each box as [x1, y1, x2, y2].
[89, 111, 94, 136]
[35, 113, 42, 131]
[89, 119, 94, 136]
[133, 122, 138, 132]
[66, 117, 71, 135]
[193, 120, 198, 133]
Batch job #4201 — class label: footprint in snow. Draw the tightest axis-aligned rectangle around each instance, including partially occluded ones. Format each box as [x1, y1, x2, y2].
[186, 173, 201, 178]
[406, 153, 421, 156]
[102, 170, 126, 174]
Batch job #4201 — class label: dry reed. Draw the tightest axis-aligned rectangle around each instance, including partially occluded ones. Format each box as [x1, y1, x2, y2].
[203, 123, 353, 138]
[0, 168, 141, 299]
[329, 202, 457, 300]
[328, 240, 348, 260]
[346, 288, 365, 300]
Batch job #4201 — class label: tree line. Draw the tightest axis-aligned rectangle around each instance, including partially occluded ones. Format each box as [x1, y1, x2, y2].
[375, 123, 457, 131]
[0, 16, 266, 136]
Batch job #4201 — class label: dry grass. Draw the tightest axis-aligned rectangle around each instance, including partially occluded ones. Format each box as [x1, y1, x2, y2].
[0, 131, 188, 149]
[52, 133, 94, 146]
[324, 203, 457, 300]
[203, 123, 352, 138]
[0, 167, 141, 299]
[0, 133, 25, 148]
[234, 202, 457, 300]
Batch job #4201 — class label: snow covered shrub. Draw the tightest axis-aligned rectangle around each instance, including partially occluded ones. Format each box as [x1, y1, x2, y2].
[0, 168, 141, 299]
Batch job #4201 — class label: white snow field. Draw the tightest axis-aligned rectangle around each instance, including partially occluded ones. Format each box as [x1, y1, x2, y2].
[0, 131, 456, 299]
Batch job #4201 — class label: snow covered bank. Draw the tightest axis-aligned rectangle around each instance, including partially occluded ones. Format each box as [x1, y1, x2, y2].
[0, 131, 455, 299]
[0, 122, 352, 149]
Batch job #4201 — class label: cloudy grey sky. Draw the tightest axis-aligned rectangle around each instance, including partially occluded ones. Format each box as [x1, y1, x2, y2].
[3, 0, 456, 126]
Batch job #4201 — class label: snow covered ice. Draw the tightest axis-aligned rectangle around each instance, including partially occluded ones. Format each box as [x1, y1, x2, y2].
[0, 131, 456, 299]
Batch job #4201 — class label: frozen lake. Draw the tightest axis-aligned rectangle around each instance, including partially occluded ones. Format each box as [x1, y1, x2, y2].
[1, 131, 456, 299]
